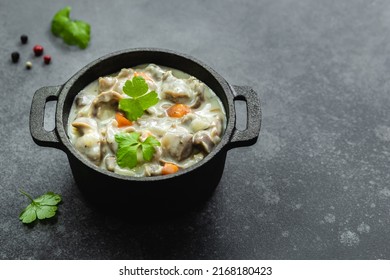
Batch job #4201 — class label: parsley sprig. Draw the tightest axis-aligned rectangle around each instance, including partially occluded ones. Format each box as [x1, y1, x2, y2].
[115, 132, 161, 169]
[51, 6, 91, 49]
[119, 76, 159, 121]
[19, 190, 62, 224]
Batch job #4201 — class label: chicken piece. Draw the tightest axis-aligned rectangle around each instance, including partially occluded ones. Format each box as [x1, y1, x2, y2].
[161, 132, 193, 161]
[98, 77, 117, 93]
[209, 115, 223, 140]
[161, 71, 194, 104]
[91, 91, 123, 119]
[117, 68, 134, 79]
[72, 117, 98, 132]
[75, 93, 94, 107]
[190, 115, 211, 132]
[105, 156, 116, 172]
[144, 163, 163, 176]
[105, 119, 119, 153]
[72, 118, 101, 165]
[193, 131, 215, 153]
[187, 77, 205, 108]
[144, 64, 165, 81]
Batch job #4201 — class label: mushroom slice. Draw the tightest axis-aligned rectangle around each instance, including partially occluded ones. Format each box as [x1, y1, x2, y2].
[93, 90, 123, 105]
[72, 117, 98, 133]
[91, 91, 123, 119]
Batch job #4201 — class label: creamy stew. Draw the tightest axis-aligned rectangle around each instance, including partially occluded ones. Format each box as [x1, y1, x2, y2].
[67, 64, 226, 177]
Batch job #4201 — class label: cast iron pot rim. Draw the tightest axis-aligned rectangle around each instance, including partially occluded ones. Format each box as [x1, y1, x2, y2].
[55, 47, 236, 182]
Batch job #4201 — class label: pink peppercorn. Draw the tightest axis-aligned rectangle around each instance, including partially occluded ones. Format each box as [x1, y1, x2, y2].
[43, 55, 51, 64]
[33, 45, 44, 56]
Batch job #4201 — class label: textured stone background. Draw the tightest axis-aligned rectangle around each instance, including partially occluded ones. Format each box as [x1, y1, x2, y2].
[1, 0, 390, 259]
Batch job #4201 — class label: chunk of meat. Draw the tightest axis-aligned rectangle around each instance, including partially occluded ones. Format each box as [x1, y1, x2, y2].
[193, 131, 214, 153]
[187, 77, 205, 108]
[161, 132, 193, 161]
[116, 68, 134, 79]
[75, 93, 94, 107]
[98, 77, 117, 93]
[105, 156, 116, 171]
[209, 115, 223, 141]
[72, 118, 101, 165]
[91, 91, 123, 119]
[105, 120, 119, 153]
[144, 163, 163, 176]
[72, 117, 98, 132]
[144, 64, 165, 81]
[161, 71, 194, 104]
[190, 115, 211, 132]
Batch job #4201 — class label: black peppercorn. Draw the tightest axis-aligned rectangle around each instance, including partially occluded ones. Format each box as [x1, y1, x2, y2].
[11, 52, 20, 63]
[21, 35, 28, 44]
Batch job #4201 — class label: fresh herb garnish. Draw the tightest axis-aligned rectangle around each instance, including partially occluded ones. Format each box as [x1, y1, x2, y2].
[115, 132, 161, 169]
[51, 6, 91, 49]
[119, 76, 159, 121]
[19, 190, 62, 224]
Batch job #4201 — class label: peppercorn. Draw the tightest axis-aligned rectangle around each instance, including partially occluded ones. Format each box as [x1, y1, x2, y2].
[26, 61, 32, 69]
[43, 55, 51, 64]
[33, 45, 43, 56]
[11, 52, 20, 63]
[21, 35, 28, 44]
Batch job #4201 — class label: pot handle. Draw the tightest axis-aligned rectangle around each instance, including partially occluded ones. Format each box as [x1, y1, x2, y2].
[228, 85, 262, 149]
[30, 85, 62, 149]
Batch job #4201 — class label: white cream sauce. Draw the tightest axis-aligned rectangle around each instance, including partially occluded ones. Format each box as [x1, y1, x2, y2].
[67, 64, 226, 177]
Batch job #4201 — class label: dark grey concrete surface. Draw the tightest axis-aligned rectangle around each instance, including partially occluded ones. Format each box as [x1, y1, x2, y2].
[1, 0, 390, 259]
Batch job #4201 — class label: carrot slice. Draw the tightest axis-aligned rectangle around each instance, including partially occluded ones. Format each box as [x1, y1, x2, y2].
[167, 104, 191, 118]
[115, 112, 132, 127]
[161, 163, 179, 175]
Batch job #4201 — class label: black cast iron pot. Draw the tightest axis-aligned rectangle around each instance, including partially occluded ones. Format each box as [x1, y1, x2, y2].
[30, 48, 261, 212]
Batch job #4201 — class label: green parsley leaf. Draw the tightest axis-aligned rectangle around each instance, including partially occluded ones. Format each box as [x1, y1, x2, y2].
[19, 190, 62, 224]
[123, 76, 149, 98]
[119, 76, 160, 121]
[142, 136, 161, 161]
[137, 90, 159, 110]
[115, 132, 140, 168]
[118, 98, 144, 121]
[115, 132, 161, 169]
[51, 6, 91, 49]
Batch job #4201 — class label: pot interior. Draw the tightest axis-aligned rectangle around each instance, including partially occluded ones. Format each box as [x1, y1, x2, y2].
[57, 49, 235, 179]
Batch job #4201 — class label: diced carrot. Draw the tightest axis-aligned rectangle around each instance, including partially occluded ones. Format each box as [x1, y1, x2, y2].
[167, 104, 191, 118]
[115, 112, 133, 127]
[161, 163, 179, 175]
[134, 72, 153, 82]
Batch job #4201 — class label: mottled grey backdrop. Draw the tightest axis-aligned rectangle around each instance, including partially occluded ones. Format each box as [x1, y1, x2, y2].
[0, 0, 389, 259]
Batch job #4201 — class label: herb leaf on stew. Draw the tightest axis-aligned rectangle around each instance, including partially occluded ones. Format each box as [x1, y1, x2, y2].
[115, 132, 161, 169]
[19, 190, 62, 224]
[51, 6, 91, 49]
[119, 76, 159, 121]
